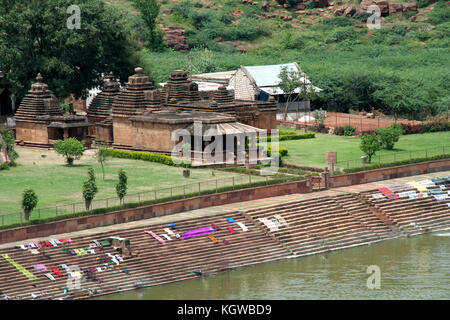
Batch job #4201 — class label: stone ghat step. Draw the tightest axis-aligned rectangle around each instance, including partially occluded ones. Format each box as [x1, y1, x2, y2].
[0, 211, 291, 300]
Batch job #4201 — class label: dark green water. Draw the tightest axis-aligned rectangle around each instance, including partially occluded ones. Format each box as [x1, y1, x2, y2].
[93, 232, 450, 300]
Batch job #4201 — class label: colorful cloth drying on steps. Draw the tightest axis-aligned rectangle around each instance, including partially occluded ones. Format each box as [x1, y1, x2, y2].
[164, 228, 176, 237]
[227, 226, 237, 234]
[274, 214, 289, 227]
[0, 254, 38, 281]
[207, 235, 219, 244]
[145, 230, 166, 244]
[236, 222, 248, 232]
[52, 268, 63, 277]
[226, 217, 236, 223]
[181, 227, 215, 239]
[32, 264, 47, 271]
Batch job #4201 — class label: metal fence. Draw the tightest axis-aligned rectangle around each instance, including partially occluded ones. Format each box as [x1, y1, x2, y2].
[335, 145, 450, 171]
[0, 173, 296, 228]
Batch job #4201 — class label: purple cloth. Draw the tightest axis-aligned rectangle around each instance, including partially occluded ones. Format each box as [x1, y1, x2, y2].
[181, 227, 215, 239]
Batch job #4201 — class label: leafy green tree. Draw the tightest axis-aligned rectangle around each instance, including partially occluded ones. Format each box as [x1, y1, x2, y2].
[376, 127, 402, 150]
[360, 134, 381, 163]
[131, 0, 165, 50]
[278, 66, 303, 121]
[0, 129, 18, 165]
[96, 145, 110, 181]
[54, 138, 86, 165]
[116, 169, 128, 204]
[82, 168, 98, 210]
[22, 188, 38, 221]
[0, 0, 140, 100]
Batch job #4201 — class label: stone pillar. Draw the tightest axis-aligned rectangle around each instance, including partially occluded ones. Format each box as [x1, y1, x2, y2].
[63, 128, 69, 139]
[322, 167, 330, 189]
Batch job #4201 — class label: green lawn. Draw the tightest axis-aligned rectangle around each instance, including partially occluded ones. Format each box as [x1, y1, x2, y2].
[0, 147, 252, 217]
[279, 129, 450, 169]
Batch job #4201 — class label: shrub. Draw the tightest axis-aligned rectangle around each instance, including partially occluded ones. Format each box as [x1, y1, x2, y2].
[106, 149, 191, 167]
[400, 121, 450, 134]
[54, 138, 86, 165]
[267, 147, 289, 157]
[0, 163, 10, 170]
[343, 125, 356, 136]
[1, 129, 19, 165]
[322, 16, 354, 28]
[334, 127, 345, 136]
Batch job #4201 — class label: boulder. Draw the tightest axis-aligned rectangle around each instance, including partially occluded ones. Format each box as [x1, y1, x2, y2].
[402, 3, 418, 12]
[360, 0, 390, 16]
[344, 5, 356, 16]
[262, 1, 270, 11]
[314, 0, 329, 8]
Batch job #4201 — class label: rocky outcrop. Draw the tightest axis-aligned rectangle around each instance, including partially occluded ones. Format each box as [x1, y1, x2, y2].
[161, 26, 188, 52]
[335, 1, 417, 17]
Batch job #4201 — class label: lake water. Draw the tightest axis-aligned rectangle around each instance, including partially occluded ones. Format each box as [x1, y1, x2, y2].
[93, 232, 450, 300]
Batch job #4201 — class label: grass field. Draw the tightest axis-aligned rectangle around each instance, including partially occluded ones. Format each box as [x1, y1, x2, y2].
[279, 129, 450, 168]
[0, 147, 251, 216]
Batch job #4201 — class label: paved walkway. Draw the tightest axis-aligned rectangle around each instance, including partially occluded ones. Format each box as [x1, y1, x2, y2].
[1, 170, 448, 250]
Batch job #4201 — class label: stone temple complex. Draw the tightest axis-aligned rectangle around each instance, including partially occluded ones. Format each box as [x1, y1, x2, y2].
[14, 74, 89, 148]
[14, 67, 278, 165]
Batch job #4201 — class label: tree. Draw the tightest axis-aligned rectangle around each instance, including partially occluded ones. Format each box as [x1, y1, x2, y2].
[54, 138, 86, 165]
[375, 126, 401, 150]
[360, 134, 381, 163]
[96, 145, 110, 181]
[0, 0, 140, 100]
[116, 169, 128, 205]
[0, 129, 18, 165]
[131, 0, 165, 50]
[277, 66, 317, 121]
[82, 168, 98, 210]
[22, 188, 38, 221]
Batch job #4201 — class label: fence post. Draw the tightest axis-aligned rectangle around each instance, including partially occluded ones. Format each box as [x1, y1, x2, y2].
[266, 176, 268, 185]
[20, 212, 22, 225]
[170, 187, 173, 197]
[410, 151, 412, 160]
[249, 174, 251, 185]
[184, 185, 186, 198]
[198, 182, 201, 195]
[426, 149, 428, 159]
[216, 179, 218, 193]
[2, 215, 4, 227]
[154, 191, 156, 200]
[38, 209, 41, 221]
[56, 206, 58, 217]
[347, 160, 349, 170]
[138, 193, 141, 205]
[232, 176, 235, 190]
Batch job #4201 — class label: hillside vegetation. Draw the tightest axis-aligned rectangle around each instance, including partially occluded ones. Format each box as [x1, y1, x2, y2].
[103, 0, 449, 120]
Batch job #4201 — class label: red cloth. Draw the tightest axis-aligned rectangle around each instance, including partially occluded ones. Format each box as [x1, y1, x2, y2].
[52, 268, 63, 277]
[45, 241, 52, 247]
[227, 226, 236, 234]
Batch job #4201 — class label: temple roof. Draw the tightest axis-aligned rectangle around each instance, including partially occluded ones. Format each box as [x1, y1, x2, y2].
[14, 74, 64, 121]
[112, 67, 162, 116]
[163, 70, 201, 104]
[87, 72, 121, 118]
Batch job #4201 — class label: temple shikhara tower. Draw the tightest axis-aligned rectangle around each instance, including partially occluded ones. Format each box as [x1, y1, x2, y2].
[14, 74, 89, 147]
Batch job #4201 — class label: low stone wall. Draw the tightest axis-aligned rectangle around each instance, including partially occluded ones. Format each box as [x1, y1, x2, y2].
[0, 179, 311, 244]
[329, 159, 450, 188]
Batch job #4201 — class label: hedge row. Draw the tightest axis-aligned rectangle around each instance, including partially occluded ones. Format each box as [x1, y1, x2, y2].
[0, 176, 300, 231]
[260, 132, 315, 142]
[342, 154, 450, 173]
[267, 147, 288, 157]
[106, 149, 191, 167]
[400, 121, 450, 135]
